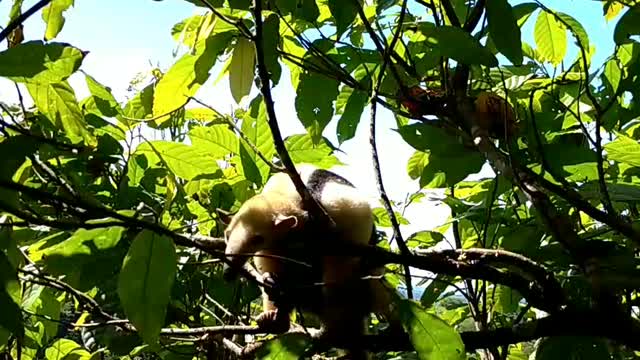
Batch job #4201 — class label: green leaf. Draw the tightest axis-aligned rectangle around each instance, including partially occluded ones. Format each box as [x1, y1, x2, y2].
[45, 338, 91, 360]
[295, 72, 340, 143]
[327, 0, 358, 38]
[0, 41, 85, 83]
[229, 37, 256, 104]
[614, 7, 640, 45]
[84, 72, 124, 118]
[336, 86, 368, 144]
[38, 226, 125, 259]
[407, 230, 444, 248]
[42, 0, 74, 41]
[0, 251, 23, 338]
[285, 134, 342, 169]
[420, 274, 452, 308]
[153, 32, 233, 123]
[118, 230, 177, 345]
[254, 333, 312, 360]
[486, 0, 523, 65]
[26, 80, 95, 145]
[123, 83, 154, 120]
[262, 14, 282, 85]
[188, 125, 239, 158]
[494, 285, 522, 313]
[423, 26, 498, 67]
[399, 124, 484, 188]
[603, 58, 621, 94]
[238, 97, 275, 186]
[398, 300, 465, 360]
[556, 12, 590, 52]
[534, 11, 567, 66]
[604, 135, 640, 167]
[134, 141, 221, 180]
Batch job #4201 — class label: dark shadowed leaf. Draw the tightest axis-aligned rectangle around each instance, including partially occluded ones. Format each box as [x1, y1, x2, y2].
[423, 26, 498, 67]
[0, 251, 23, 338]
[486, 0, 523, 65]
[295, 72, 340, 143]
[614, 7, 640, 45]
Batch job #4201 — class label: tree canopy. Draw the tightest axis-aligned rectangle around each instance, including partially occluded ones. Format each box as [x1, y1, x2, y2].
[1, 0, 640, 359]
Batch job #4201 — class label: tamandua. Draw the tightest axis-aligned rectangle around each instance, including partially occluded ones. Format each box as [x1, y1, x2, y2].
[222, 165, 399, 356]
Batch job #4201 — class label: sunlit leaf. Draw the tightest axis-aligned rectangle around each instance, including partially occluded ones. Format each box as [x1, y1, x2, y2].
[118, 230, 177, 345]
[188, 125, 239, 158]
[45, 338, 91, 360]
[285, 134, 342, 169]
[153, 32, 234, 123]
[42, 0, 74, 40]
[534, 11, 567, 66]
[604, 135, 640, 167]
[26, 80, 95, 145]
[134, 141, 221, 180]
[0, 41, 85, 83]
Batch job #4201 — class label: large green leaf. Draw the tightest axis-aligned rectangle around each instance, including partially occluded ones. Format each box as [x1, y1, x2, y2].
[118, 230, 177, 345]
[614, 7, 640, 45]
[556, 12, 590, 52]
[153, 32, 233, 123]
[0, 41, 85, 83]
[534, 11, 567, 66]
[262, 14, 282, 85]
[486, 0, 522, 65]
[26, 80, 95, 145]
[295, 71, 340, 143]
[84, 72, 124, 118]
[42, 0, 74, 40]
[0, 251, 23, 338]
[399, 124, 484, 188]
[398, 300, 465, 360]
[423, 26, 498, 67]
[36, 226, 125, 259]
[327, 0, 358, 38]
[604, 135, 640, 167]
[229, 37, 255, 104]
[254, 333, 312, 360]
[134, 141, 221, 180]
[45, 338, 91, 360]
[336, 86, 368, 144]
[284, 134, 342, 169]
[188, 125, 239, 158]
[238, 97, 275, 186]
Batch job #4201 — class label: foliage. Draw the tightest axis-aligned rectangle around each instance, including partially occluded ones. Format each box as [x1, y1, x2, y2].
[1, 0, 640, 359]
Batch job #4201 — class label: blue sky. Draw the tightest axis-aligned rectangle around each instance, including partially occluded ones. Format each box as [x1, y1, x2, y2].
[0, 0, 623, 236]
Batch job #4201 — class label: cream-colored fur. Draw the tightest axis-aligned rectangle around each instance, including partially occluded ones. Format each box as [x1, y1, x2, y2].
[223, 166, 400, 358]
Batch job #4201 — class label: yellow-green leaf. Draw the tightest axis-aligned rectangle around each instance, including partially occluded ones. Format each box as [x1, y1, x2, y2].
[534, 11, 567, 66]
[604, 135, 640, 167]
[398, 300, 465, 360]
[26, 80, 95, 145]
[118, 230, 177, 345]
[0, 41, 85, 84]
[42, 0, 74, 41]
[229, 37, 256, 104]
[134, 141, 221, 180]
[188, 125, 239, 158]
[153, 32, 233, 123]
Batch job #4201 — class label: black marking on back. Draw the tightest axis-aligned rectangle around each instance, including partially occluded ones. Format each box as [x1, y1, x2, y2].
[305, 169, 354, 200]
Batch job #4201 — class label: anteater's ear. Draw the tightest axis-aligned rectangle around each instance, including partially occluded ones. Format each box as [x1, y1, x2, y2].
[216, 208, 234, 226]
[274, 214, 298, 231]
